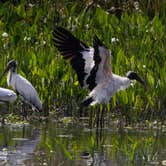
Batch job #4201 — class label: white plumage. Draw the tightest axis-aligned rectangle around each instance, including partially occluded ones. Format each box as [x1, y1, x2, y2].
[53, 27, 145, 106]
[0, 87, 17, 124]
[0, 60, 42, 116]
[7, 71, 42, 110]
[0, 87, 17, 103]
[88, 74, 131, 105]
[82, 49, 95, 87]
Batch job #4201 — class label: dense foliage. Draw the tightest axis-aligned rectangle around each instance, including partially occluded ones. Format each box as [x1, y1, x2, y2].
[0, 0, 165, 123]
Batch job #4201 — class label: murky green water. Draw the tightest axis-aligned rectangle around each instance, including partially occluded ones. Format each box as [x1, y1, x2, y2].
[0, 119, 165, 166]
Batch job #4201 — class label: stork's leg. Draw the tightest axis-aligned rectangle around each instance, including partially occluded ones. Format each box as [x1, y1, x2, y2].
[96, 106, 100, 129]
[117, 109, 123, 130]
[22, 102, 25, 120]
[96, 108, 104, 144]
[1, 102, 9, 125]
[100, 105, 105, 129]
[24, 104, 28, 121]
[1, 112, 5, 125]
[22, 101, 28, 121]
[89, 107, 93, 129]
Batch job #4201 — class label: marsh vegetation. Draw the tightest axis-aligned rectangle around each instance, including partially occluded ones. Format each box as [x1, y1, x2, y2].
[0, 1, 166, 165]
[0, 0, 165, 123]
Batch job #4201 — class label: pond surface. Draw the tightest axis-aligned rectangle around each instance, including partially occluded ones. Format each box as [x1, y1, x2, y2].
[0, 119, 165, 166]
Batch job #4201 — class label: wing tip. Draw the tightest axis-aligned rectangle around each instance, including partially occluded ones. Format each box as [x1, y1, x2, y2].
[93, 34, 103, 47]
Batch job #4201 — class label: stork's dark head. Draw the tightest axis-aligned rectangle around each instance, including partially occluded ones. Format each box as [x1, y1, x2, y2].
[0, 60, 17, 81]
[126, 71, 145, 85]
[6, 60, 17, 72]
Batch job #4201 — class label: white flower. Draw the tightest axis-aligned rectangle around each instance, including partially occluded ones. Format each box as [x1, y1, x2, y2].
[142, 65, 146, 68]
[3, 44, 8, 49]
[28, 3, 34, 8]
[24, 36, 27, 41]
[85, 24, 89, 29]
[111, 37, 119, 43]
[134, 2, 139, 11]
[24, 36, 31, 41]
[42, 40, 46, 45]
[130, 82, 134, 87]
[2, 32, 8, 38]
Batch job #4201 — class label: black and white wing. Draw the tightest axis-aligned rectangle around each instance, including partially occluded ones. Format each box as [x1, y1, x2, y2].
[86, 35, 104, 90]
[53, 27, 94, 88]
[53, 27, 94, 87]
[82, 35, 112, 106]
[53, 27, 110, 91]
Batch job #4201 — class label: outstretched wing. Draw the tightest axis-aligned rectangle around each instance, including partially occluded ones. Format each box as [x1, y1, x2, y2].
[82, 35, 112, 106]
[53, 27, 111, 91]
[86, 35, 103, 90]
[53, 27, 94, 88]
[86, 34, 111, 90]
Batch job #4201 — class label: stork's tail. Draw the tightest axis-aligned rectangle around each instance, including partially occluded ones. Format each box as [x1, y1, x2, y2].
[82, 97, 94, 107]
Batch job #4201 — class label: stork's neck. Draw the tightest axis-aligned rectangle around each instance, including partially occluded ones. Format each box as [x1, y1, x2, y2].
[112, 74, 131, 91]
[7, 70, 16, 86]
[103, 53, 112, 77]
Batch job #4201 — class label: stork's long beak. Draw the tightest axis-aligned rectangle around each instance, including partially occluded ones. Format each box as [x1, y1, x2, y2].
[135, 74, 145, 86]
[0, 66, 10, 81]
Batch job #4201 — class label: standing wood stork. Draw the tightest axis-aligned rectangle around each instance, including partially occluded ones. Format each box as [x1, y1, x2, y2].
[53, 27, 145, 126]
[0, 60, 42, 120]
[0, 87, 17, 124]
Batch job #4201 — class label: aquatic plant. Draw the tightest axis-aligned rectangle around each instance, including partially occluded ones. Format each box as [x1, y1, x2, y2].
[0, 0, 165, 123]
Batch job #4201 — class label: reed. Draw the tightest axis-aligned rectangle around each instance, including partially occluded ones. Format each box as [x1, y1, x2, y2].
[0, 0, 165, 122]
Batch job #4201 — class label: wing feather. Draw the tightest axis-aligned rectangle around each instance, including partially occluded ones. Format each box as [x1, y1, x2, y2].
[86, 35, 104, 90]
[53, 27, 93, 88]
[0, 88, 17, 102]
[13, 74, 42, 110]
[53, 27, 111, 91]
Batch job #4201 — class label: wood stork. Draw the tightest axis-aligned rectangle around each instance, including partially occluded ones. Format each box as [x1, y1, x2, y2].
[0, 60, 42, 120]
[0, 87, 17, 124]
[53, 27, 145, 127]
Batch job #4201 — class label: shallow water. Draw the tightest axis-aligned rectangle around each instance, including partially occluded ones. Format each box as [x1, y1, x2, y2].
[0, 119, 165, 166]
